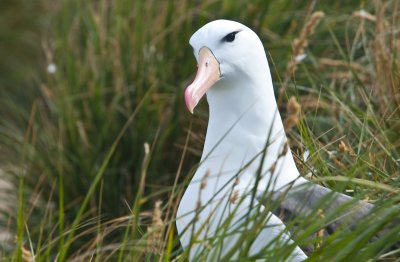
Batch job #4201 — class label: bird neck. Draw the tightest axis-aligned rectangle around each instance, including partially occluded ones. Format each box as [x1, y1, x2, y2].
[203, 72, 284, 157]
[200, 71, 303, 190]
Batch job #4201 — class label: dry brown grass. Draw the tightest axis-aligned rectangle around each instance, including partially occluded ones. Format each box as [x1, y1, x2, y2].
[371, 1, 400, 117]
[146, 200, 164, 253]
[278, 11, 325, 106]
[283, 96, 302, 131]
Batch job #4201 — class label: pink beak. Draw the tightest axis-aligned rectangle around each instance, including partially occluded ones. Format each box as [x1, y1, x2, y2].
[184, 47, 221, 113]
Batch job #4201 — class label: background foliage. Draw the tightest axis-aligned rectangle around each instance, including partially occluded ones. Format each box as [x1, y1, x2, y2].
[0, 0, 399, 261]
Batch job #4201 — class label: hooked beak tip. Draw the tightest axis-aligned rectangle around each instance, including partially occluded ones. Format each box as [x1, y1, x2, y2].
[184, 47, 220, 114]
[184, 88, 196, 114]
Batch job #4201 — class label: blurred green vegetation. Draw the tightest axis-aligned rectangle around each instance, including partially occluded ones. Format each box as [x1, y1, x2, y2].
[0, 0, 399, 260]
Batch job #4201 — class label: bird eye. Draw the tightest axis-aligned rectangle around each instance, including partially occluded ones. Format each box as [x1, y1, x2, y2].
[222, 31, 239, 43]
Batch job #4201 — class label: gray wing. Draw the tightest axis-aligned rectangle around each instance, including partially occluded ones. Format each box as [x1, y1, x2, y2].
[265, 182, 399, 253]
[272, 183, 374, 232]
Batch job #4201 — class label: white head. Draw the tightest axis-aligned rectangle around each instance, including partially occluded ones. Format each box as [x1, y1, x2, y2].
[184, 19, 272, 114]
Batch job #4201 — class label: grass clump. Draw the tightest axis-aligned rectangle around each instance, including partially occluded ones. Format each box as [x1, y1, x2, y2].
[0, 0, 399, 261]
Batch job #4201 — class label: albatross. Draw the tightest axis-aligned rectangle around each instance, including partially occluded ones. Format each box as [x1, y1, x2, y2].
[176, 19, 374, 261]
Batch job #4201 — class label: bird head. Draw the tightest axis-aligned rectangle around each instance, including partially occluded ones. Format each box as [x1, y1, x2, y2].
[184, 20, 267, 113]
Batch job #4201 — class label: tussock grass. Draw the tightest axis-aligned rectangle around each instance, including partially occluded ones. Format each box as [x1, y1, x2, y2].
[0, 0, 399, 261]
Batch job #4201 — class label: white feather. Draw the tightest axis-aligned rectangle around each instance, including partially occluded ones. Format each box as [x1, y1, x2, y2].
[177, 20, 308, 261]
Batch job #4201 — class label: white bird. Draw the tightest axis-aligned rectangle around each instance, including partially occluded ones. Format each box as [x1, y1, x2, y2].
[176, 20, 374, 261]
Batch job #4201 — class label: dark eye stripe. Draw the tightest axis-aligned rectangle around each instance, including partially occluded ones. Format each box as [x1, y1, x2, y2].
[222, 31, 240, 43]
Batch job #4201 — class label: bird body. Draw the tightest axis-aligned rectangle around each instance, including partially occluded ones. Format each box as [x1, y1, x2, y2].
[176, 19, 393, 261]
[177, 20, 308, 261]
